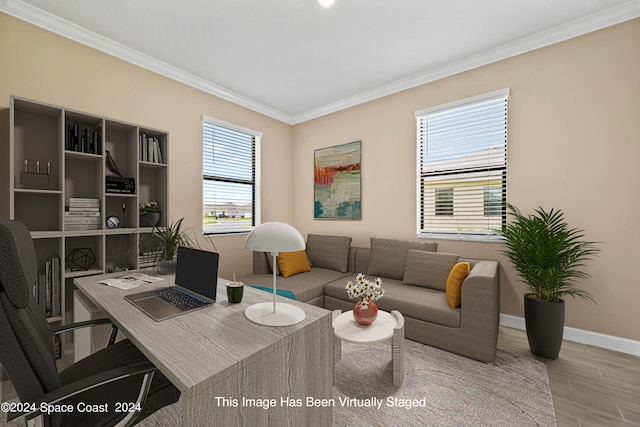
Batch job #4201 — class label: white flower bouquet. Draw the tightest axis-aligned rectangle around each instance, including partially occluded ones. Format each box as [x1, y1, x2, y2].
[345, 273, 385, 309]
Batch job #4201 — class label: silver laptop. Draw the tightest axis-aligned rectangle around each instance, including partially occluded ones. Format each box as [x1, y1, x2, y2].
[125, 247, 219, 321]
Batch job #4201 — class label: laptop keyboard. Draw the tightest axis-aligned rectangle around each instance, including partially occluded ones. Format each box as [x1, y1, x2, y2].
[152, 287, 208, 311]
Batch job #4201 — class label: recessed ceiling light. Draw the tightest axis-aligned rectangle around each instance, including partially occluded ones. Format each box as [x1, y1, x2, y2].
[318, 0, 335, 8]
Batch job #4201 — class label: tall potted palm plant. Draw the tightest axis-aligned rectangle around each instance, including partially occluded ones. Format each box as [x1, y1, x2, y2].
[499, 204, 600, 359]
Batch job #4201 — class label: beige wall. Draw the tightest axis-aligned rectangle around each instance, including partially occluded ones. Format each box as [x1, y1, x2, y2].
[2, 13, 639, 341]
[0, 13, 294, 279]
[293, 19, 640, 341]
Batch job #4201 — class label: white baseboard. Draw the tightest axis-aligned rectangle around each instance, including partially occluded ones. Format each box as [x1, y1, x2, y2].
[500, 314, 640, 357]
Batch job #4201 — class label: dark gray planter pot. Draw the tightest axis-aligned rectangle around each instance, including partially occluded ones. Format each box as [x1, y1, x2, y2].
[157, 259, 176, 275]
[524, 293, 565, 359]
[140, 211, 161, 227]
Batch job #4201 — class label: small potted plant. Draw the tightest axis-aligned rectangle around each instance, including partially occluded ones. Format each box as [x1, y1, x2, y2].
[499, 204, 600, 358]
[346, 273, 385, 325]
[139, 201, 160, 227]
[142, 218, 197, 274]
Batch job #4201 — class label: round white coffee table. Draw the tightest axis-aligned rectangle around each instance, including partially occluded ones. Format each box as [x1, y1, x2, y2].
[332, 309, 405, 386]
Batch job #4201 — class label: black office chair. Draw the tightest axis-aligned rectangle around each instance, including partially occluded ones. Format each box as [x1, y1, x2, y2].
[0, 221, 180, 427]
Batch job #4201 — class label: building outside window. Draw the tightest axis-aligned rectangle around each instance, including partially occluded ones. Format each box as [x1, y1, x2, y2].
[435, 188, 454, 216]
[202, 116, 261, 235]
[416, 89, 509, 239]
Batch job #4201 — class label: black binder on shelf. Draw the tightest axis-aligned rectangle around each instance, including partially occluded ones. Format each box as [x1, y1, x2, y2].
[106, 176, 135, 194]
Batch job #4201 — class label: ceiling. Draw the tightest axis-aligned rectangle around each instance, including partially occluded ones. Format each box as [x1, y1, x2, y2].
[2, 0, 639, 124]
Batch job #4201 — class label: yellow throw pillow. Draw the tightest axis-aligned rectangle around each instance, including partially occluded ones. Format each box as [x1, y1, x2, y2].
[446, 262, 470, 308]
[277, 250, 312, 278]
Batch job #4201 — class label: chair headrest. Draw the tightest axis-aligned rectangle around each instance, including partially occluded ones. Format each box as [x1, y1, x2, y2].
[0, 221, 36, 309]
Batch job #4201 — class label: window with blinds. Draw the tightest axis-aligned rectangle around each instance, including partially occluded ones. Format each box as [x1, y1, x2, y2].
[415, 89, 508, 239]
[202, 116, 261, 234]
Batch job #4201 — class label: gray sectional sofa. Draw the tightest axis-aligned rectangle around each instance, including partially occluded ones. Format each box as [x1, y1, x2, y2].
[239, 234, 500, 363]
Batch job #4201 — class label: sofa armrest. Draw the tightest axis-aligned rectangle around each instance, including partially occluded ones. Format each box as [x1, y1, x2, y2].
[460, 260, 500, 328]
[461, 260, 499, 308]
[252, 251, 271, 274]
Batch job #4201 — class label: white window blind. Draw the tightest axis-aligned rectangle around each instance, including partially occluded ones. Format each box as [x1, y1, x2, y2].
[416, 89, 508, 239]
[202, 116, 261, 234]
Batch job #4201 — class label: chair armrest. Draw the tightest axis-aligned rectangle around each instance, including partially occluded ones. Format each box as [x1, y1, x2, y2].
[51, 318, 119, 347]
[7, 361, 158, 424]
[50, 318, 112, 334]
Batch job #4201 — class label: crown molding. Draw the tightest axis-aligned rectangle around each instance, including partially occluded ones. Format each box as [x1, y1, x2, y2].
[0, 0, 296, 124]
[3, 0, 639, 126]
[292, 0, 640, 124]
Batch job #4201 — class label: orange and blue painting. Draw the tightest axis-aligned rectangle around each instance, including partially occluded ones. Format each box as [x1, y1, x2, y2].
[314, 141, 361, 219]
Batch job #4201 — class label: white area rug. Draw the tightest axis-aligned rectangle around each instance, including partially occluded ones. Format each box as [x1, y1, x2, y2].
[333, 339, 557, 426]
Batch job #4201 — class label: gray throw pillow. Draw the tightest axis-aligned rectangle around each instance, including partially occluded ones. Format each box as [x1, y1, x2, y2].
[367, 238, 438, 280]
[306, 234, 352, 273]
[402, 250, 459, 291]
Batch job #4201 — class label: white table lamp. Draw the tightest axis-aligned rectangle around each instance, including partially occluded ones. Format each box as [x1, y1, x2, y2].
[244, 222, 306, 326]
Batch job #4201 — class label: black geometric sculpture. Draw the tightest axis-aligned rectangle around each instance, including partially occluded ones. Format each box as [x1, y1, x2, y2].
[65, 248, 97, 271]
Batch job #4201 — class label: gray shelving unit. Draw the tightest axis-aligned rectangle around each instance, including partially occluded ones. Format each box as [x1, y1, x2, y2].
[1, 96, 169, 333]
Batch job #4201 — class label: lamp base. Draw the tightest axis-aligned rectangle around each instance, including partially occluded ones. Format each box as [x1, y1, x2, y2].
[244, 302, 306, 326]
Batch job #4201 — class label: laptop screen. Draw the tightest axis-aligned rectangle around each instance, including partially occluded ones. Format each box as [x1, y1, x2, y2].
[175, 246, 219, 301]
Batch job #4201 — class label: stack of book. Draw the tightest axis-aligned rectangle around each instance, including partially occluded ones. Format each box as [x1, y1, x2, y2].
[139, 250, 163, 267]
[140, 133, 164, 164]
[65, 197, 101, 230]
[34, 256, 61, 319]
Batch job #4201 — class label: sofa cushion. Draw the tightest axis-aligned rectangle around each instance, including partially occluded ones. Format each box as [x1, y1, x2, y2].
[277, 250, 312, 278]
[325, 275, 461, 328]
[402, 250, 459, 291]
[306, 234, 352, 273]
[446, 262, 470, 308]
[367, 238, 437, 280]
[240, 268, 350, 303]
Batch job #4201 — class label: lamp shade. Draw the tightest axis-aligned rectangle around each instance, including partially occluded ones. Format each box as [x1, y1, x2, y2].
[244, 222, 305, 254]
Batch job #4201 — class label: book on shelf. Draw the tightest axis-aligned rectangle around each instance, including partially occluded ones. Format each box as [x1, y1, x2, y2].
[65, 211, 101, 217]
[139, 250, 162, 265]
[64, 198, 101, 230]
[66, 206, 100, 212]
[139, 134, 164, 164]
[34, 256, 61, 318]
[66, 197, 100, 208]
[64, 217, 101, 225]
[65, 224, 101, 231]
[66, 124, 102, 155]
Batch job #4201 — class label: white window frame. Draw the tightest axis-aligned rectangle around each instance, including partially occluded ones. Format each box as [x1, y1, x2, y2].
[202, 115, 261, 235]
[415, 88, 509, 241]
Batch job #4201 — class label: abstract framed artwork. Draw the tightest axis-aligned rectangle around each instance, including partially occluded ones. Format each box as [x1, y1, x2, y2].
[314, 140, 361, 220]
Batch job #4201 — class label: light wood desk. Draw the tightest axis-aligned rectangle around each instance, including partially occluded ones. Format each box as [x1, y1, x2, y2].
[74, 272, 333, 426]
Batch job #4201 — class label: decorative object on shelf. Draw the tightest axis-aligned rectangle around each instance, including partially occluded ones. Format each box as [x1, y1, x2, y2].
[140, 218, 197, 275]
[139, 201, 161, 227]
[498, 204, 601, 359]
[21, 159, 52, 190]
[346, 273, 385, 325]
[65, 248, 96, 271]
[105, 150, 136, 194]
[244, 222, 307, 326]
[314, 140, 361, 220]
[106, 212, 119, 229]
[105, 150, 123, 177]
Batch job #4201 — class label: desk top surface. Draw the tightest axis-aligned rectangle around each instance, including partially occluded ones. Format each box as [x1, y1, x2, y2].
[74, 271, 331, 396]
